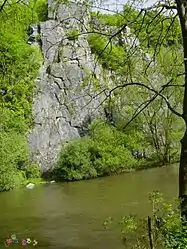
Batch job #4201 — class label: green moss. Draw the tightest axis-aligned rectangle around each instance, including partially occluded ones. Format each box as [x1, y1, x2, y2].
[67, 29, 79, 41]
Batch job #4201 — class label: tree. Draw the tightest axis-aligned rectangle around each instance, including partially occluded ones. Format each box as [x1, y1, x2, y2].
[175, 0, 187, 219]
[84, 0, 187, 218]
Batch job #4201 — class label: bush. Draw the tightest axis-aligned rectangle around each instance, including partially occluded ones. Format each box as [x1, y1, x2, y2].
[113, 192, 187, 249]
[53, 120, 138, 181]
[0, 171, 17, 192]
[24, 164, 41, 179]
[0, 131, 29, 191]
[88, 34, 127, 70]
[54, 138, 98, 181]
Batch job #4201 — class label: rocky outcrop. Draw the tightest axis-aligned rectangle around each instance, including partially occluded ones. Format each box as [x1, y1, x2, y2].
[27, 0, 158, 172]
[90, 16, 155, 66]
[28, 1, 110, 172]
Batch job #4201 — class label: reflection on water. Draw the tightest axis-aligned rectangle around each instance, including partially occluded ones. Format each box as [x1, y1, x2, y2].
[0, 164, 178, 249]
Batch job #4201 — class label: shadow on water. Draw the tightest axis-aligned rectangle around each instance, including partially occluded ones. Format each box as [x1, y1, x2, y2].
[0, 164, 179, 249]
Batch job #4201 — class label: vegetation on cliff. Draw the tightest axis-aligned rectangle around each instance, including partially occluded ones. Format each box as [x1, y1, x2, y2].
[0, 0, 46, 191]
[53, 5, 183, 181]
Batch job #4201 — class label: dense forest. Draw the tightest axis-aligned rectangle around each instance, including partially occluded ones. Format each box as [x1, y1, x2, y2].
[0, 0, 184, 190]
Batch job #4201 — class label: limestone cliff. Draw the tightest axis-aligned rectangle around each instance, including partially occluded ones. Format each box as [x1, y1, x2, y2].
[28, 0, 109, 172]
[27, 0, 157, 172]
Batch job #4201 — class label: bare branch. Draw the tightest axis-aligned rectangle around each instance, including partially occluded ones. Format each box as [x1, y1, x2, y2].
[108, 81, 182, 118]
[141, 2, 177, 11]
[120, 79, 178, 129]
[0, 0, 8, 12]
[157, 4, 177, 10]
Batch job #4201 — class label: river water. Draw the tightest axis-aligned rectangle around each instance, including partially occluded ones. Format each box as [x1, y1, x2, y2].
[0, 164, 179, 249]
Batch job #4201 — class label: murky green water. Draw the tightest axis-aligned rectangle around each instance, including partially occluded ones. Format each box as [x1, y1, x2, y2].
[0, 164, 179, 249]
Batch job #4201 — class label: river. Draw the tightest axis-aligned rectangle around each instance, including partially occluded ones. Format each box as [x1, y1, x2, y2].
[0, 164, 179, 249]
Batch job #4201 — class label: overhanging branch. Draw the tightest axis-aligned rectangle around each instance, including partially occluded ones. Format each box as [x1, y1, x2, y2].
[0, 0, 8, 12]
[108, 81, 182, 118]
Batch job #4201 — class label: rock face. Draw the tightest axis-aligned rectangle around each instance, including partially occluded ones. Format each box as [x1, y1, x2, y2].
[28, 1, 108, 172]
[27, 1, 156, 172]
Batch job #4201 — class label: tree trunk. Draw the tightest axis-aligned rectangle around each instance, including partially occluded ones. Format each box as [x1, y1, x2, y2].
[176, 0, 187, 218]
[179, 130, 187, 218]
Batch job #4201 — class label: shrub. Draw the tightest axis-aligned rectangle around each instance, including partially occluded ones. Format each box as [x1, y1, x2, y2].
[34, 0, 48, 22]
[0, 131, 29, 191]
[112, 192, 187, 249]
[24, 163, 41, 179]
[53, 120, 138, 181]
[0, 171, 17, 192]
[88, 34, 126, 70]
[54, 138, 98, 181]
[90, 12, 124, 27]
[13, 171, 27, 187]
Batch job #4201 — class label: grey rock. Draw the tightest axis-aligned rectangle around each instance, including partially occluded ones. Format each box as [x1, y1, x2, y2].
[28, 0, 109, 172]
[26, 183, 35, 190]
[27, 24, 41, 46]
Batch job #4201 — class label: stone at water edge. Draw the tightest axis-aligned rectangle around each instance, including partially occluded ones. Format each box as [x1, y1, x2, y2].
[50, 180, 56, 183]
[26, 183, 35, 189]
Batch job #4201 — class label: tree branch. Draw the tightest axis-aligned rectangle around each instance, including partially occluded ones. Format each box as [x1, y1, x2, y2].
[0, 0, 8, 12]
[141, 3, 177, 11]
[108, 81, 182, 118]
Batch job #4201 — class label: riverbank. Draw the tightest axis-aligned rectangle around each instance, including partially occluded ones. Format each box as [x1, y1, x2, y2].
[47, 160, 179, 183]
[49, 120, 180, 183]
[0, 159, 178, 193]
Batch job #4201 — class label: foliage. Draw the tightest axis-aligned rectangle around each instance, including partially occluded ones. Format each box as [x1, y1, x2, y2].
[0, 131, 29, 191]
[34, 0, 48, 22]
[0, 0, 44, 191]
[0, 0, 43, 122]
[89, 7, 183, 167]
[148, 192, 187, 249]
[53, 137, 98, 181]
[91, 4, 182, 49]
[88, 34, 128, 70]
[0, 129, 41, 191]
[90, 12, 124, 27]
[103, 192, 187, 249]
[67, 29, 80, 41]
[0, 107, 28, 133]
[122, 192, 187, 249]
[24, 163, 41, 179]
[53, 120, 145, 181]
[54, 112, 182, 182]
